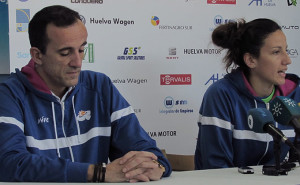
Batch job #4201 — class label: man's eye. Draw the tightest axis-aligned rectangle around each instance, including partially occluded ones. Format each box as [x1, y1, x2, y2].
[60, 52, 69, 56]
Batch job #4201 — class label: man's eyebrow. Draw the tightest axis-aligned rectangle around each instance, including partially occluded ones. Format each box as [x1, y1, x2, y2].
[57, 41, 88, 52]
[82, 41, 87, 47]
[57, 47, 72, 53]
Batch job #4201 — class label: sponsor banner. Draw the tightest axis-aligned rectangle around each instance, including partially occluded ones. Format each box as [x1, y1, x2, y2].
[70, 0, 103, 4]
[207, 0, 236, 4]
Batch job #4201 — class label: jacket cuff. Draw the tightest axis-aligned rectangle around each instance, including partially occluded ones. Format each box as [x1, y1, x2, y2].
[158, 158, 172, 177]
[67, 162, 90, 182]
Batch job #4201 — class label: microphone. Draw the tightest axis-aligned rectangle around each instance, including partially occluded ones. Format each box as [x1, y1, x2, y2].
[269, 96, 300, 132]
[270, 96, 300, 164]
[247, 108, 295, 149]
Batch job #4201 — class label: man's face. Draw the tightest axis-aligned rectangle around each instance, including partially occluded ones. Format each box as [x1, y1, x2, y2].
[37, 19, 88, 95]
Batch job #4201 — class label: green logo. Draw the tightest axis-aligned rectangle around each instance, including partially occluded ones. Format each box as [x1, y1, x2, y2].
[83, 43, 94, 63]
[288, 0, 297, 6]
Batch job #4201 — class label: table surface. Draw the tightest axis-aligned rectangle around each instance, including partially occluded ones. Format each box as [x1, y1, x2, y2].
[0, 165, 299, 185]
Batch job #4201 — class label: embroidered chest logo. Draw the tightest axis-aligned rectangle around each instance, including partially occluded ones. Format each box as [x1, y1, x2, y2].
[38, 116, 49, 124]
[77, 110, 91, 121]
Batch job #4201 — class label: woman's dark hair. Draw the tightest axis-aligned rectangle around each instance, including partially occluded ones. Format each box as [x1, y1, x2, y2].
[28, 5, 81, 54]
[211, 18, 281, 73]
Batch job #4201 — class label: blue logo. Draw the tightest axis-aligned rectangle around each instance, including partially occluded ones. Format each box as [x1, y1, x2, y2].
[123, 47, 140, 55]
[16, 9, 30, 32]
[117, 47, 145, 61]
[214, 15, 223, 26]
[205, 73, 225, 85]
[248, 0, 276, 6]
[160, 96, 192, 115]
[164, 96, 174, 109]
[248, 0, 262, 6]
[213, 15, 235, 27]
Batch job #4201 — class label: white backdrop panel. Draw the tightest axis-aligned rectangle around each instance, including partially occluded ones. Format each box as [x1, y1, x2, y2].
[8, 0, 300, 155]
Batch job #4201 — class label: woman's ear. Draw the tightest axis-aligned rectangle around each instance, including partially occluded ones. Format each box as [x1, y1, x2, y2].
[243, 53, 257, 69]
[30, 47, 43, 65]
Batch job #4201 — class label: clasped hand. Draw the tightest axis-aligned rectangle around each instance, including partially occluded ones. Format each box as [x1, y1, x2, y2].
[105, 151, 164, 183]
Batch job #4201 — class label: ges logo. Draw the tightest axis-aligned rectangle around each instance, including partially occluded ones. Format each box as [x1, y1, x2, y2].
[123, 47, 141, 55]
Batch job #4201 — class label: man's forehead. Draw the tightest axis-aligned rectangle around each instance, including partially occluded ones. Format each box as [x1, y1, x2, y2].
[45, 21, 87, 48]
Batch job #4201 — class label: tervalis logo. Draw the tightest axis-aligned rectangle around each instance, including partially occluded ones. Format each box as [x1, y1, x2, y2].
[151, 16, 160, 26]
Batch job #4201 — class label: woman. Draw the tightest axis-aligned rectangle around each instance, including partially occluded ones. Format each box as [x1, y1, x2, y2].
[195, 18, 300, 170]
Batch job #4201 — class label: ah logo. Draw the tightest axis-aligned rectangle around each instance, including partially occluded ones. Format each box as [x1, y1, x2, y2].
[38, 116, 49, 124]
[77, 110, 91, 121]
[205, 73, 225, 85]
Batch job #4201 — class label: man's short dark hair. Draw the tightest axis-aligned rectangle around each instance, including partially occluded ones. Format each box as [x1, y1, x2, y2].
[28, 5, 81, 54]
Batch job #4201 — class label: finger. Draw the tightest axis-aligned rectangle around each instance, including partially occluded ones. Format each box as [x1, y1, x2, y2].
[135, 160, 158, 170]
[143, 170, 161, 181]
[125, 166, 145, 179]
[124, 160, 159, 179]
[119, 151, 138, 165]
[119, 151, 157, 165]
[122, 156, 154, 173]
[129, 174, 150, 182]
[138, 161, 164, 181]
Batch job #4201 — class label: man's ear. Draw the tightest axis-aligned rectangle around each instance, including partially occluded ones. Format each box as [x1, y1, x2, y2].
[243, 53, 257, 69]
[30, 47, 43, 65]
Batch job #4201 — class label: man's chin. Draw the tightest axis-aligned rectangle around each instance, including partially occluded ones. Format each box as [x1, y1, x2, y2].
[66, 79, 79, 87]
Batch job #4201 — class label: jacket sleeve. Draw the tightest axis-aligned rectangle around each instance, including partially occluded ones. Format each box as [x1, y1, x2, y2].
[194, 82, 235, 170]
[101, 76, 172, 177]
[0, 83, 89, 182]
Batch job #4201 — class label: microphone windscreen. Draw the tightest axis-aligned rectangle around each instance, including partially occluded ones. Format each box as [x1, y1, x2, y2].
[247, 108, 275, 133]
[270, 96, 300, 125]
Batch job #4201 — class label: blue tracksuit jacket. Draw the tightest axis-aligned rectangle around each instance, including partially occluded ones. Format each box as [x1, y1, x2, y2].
[0, 68, 171, 182]
[195, 69, 300, 170]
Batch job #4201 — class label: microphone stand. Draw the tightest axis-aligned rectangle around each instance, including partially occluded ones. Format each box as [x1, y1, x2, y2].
[288, 128, 300, 165]
[274, 137, 281, 170]
[262, 136, 289, 176]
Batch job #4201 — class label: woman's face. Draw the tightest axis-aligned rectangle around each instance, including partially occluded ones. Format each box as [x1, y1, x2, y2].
[249, 30, 291, 89]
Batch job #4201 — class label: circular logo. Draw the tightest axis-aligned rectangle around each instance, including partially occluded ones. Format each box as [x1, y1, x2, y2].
[247, 115, 253, 129]
[214, 15, 223, 26]
[164, 96, 174, 109]
[80, 15, 86, 25]
[151, 16, 160, 26]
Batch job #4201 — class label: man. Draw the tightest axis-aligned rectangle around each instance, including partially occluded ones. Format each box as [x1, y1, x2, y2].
[0, 5, 171, 182]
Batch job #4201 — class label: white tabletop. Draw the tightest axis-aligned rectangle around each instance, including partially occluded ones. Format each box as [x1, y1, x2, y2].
[0, 165, 299, 185]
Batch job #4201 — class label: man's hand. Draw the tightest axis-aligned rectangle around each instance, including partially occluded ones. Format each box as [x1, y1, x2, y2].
[104, 157, 128, 182]
[88, 151, 165, 183]
[119, 151, 165, 182]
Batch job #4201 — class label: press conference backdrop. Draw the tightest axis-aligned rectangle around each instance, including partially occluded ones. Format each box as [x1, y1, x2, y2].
[6, 0, 300, 155]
